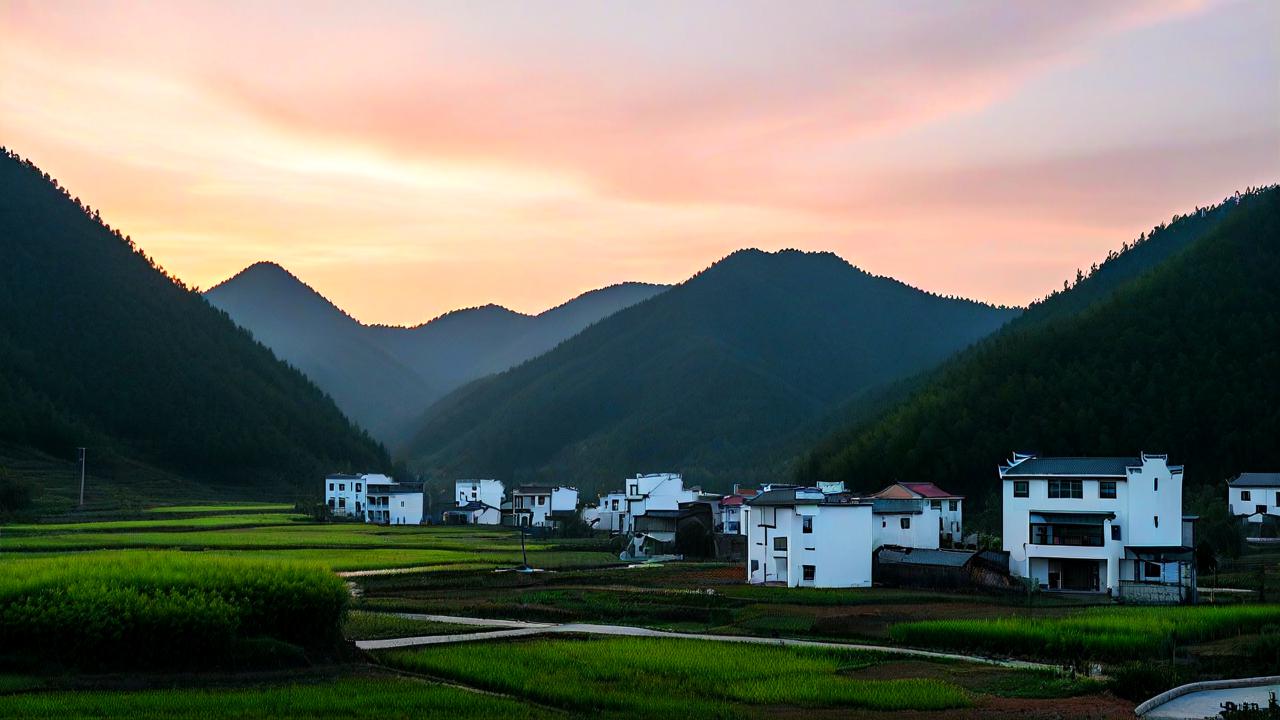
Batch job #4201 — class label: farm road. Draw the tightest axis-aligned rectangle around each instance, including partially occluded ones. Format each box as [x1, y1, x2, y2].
[355, 612, 1055, 671]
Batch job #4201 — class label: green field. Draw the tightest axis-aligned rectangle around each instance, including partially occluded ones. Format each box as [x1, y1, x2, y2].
[342, 611, 475, 641]
[889, 605, 1280, 662]
[381, 636, 973, 717]
[0, 676, 551, 720]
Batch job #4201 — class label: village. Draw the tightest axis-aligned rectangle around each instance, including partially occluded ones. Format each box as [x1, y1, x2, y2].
[324, 453, 1280, 606]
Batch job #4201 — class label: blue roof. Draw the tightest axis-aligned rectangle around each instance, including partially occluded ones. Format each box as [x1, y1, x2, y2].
[1002, 456, 1140, 477]
[1229, 473, 1280, 487]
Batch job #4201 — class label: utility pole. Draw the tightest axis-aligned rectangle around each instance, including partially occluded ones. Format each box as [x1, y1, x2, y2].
[77, 447, 86, 507]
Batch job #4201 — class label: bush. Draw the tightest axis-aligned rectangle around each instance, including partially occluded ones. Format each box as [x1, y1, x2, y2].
[0, 469, 32, 515]
[0, 553, 348, 670]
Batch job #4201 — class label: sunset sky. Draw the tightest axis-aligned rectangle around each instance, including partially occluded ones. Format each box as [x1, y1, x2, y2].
[2, 1, 1277, 325]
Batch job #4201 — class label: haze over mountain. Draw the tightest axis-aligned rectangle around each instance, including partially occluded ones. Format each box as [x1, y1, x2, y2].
[206, 267, 666, 441]
[799, 186, 1280, 514]
[402, 249, 1020, 494]
[0, 149, 389, 490]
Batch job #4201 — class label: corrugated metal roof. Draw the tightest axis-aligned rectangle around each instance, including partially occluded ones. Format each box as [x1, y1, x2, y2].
[1229, 473, 1280, 487]
[878, 547, 976, 567]
[1002, 457, 1140, 477]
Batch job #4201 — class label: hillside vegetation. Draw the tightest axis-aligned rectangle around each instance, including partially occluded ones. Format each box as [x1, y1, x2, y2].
[0, 150, 389, 498]
[206, 263, 666, 442]
[800, 186, 1280, 511]
[404, 249, 1018, 493]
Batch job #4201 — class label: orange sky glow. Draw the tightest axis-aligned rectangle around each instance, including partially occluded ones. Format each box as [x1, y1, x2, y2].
[2, 0, 1277, 325]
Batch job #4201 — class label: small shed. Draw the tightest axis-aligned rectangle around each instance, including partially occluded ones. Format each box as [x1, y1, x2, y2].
[874, 546, 1015, 591]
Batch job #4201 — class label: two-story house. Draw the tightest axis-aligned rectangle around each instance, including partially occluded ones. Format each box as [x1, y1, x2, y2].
[623, 473, 699, 533]
[511, 485, 579, 527]
[364, 478, 424, 525]
[584, 491, 628, 533]
[871, 482, 963, 546]
[444, 479, 504, 524]
[744, 487, 873, 588]
[1001, 452, 1195, 603]
[324, 473, 368, 518]
[1228, 473, 1280, 524]
[720, 488, 758, 534]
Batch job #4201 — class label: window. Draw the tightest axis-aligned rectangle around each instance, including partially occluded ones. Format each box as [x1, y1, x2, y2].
[949, 500, 959, 511]
[1143, 562, 1161, 579]
[338, 498, 346, 509]
[1048, 479, 1083, 499]
[750, 560, 759, 572]
[900, 517, 911, 530]
[1153, 515, 1159, 528]
[1099, 481, 1116, 499]
[356, 483, 362, 492]
[629, 484, 638, 495]
[1257, 505, 1268, 515]
[802, 565, 816, 582]
[952, 521, 959, 532]
[1154, 477, 1159, 492]
[355, 502, 362, 513]
[773, 536, 787, 551]
[611, 499, 619, 511]
[1013, 481, 1029, 498]
[339, 483, 345, 491]
[327, 498, 335, 508]
[881, 520, 887, 528]
[802, 517, 813, 534]
[1241, 490, 1252, 501]
[1111, 526, 1122, 541]
[538, 496, 546, 505]
[1276, 492, 1280, 506]
[328, 483, 334, 491]
[930, 500, 942, 510]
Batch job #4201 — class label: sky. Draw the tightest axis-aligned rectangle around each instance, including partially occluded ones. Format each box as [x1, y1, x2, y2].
[2, 1, 1277, 325]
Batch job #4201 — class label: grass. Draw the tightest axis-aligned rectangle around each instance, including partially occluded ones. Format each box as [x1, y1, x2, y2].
[890, 604, 1280, 662]
[0, 676, 552, 719]
[342, 611, 475, 641]
[0, 552, 347, 670]
[143, 503, 295, 514]
[0, 512, 307, 532]
[380, 636, 972, 718]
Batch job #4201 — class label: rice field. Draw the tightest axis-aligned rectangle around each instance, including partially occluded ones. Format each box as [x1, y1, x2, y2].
[0, 512, 308, 533]
[890, 604, 1280, 661]
[143, 503, 295, 514]
[0, 552, 347, 670]
[0, 676, 551, 720]
[379, 636, 973, 718]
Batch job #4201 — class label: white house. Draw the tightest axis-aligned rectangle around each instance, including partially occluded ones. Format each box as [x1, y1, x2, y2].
[585, 491, 627, 533]
[871, 498, 943, 550]
[444, 479, 504, 525]
[324, 473, 367, 518]
[364, 478, 424, 526]
[871, 482, 964, 547]
[623, 473, 701, 533]
[511, 485, 579, 527]
[744, 487, 873, 588]
[1228, 473, 1280, 523]
[720, 489, 758, 535]
[1001, 452, 1195, 603]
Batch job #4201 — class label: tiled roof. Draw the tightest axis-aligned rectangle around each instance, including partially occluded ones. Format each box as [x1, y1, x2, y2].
[872, 498, 923, 515]
[1229, 473, 1280, 487]
[1002, 456, 1141, 477]
[901, 482, 961, 499]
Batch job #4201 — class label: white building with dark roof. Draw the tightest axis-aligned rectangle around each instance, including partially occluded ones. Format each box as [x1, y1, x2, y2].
[1228, 473, 1280, 523]
[511, 485, 579, 527]
[744, 487, 873, 588]
[444, 479, 503, 525]
[871, 482, 964, 548]
[1000, 452, 1195, 603]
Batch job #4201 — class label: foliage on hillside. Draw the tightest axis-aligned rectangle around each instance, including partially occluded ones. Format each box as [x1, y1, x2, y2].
[404, 248, 1018, 493]
[0, 149, 389, 489]
[799, 186, 1280, 511]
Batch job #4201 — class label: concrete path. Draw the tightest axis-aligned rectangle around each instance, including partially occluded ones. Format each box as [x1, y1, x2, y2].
[355, 613, 1054, 670]
[1137, 678, 1280, 719]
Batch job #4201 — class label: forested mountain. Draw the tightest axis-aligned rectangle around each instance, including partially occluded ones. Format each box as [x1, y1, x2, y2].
[402, 249, 1019, 494]
[0, 149, 390, 490]
[798, 186, 1280, 516]
[207, 267, 665, 442]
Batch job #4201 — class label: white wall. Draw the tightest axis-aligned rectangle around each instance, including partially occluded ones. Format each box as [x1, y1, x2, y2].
[872, 507, 941, 550]
[456, 479, 504, 510]
[325, 475, 367, 518]
[746, 502, 872, 588]
[386, 492, 424, 525]
[1230, 485, 1280, 521]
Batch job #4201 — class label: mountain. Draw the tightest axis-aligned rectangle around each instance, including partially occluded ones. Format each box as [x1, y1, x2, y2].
[0, 150, 390, 494]
[206, 268, 666, 443]
[401, 249, 1020, 494]
[798, 186, 1280, 517]
[205, 263, 435, 440]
